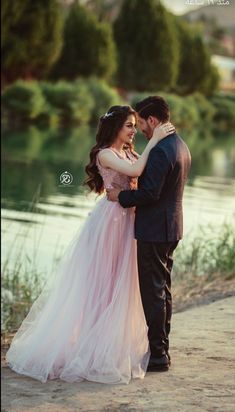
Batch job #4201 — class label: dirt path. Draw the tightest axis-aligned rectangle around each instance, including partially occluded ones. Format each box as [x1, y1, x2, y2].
[1, 296, 235, 412]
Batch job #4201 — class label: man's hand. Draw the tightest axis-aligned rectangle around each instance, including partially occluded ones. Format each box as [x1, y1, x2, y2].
[106, 183, 122, 202]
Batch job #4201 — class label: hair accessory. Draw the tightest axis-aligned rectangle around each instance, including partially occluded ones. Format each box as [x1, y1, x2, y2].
[103, 112, 114, 118]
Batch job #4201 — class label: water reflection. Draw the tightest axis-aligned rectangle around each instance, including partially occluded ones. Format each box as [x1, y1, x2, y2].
[2, 127, 235, 205]
[2, 126, 235, 275]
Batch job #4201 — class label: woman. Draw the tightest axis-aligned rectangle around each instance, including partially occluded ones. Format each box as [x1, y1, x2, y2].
[6, 105, 174, 384]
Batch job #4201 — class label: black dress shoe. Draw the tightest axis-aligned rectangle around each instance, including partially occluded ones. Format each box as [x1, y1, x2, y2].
[147, 355, 169, 372]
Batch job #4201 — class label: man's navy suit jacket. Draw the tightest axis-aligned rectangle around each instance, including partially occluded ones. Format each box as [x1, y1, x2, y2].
[118, 133, 191, 242]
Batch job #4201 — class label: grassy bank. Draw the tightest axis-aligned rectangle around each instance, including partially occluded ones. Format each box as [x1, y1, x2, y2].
[174, 222, 235, 281]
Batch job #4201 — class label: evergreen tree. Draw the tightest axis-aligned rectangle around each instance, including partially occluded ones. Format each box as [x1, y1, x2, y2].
[176, 19, 219, 96]
[1, 0, 64, 83]
[113, 0, 179, 91]
[51, 0, 116, 81]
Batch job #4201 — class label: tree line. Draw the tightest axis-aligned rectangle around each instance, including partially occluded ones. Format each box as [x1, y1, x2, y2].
[2, 0, 219, 95]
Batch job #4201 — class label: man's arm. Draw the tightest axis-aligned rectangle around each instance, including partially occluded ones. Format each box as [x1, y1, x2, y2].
[118, 147, 171, 208]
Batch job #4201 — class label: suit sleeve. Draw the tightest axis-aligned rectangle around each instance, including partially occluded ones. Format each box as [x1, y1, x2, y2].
[118, 147, 171, 208]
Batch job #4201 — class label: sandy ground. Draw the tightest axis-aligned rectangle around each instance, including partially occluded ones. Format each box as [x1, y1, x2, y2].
[1, 295, 235, 412]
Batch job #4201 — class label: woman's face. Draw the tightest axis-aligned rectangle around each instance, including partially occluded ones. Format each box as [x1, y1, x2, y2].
[116, 114, 137, 145]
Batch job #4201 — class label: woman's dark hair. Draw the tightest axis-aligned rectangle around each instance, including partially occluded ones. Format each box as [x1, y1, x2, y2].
[84, 105, 138, 194]
[135, 96, 170, 122]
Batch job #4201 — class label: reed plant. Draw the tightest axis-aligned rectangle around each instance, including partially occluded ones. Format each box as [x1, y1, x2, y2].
[174, 221, 235, 281]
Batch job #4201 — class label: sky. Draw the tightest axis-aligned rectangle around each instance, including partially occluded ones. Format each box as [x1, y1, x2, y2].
[161, 0, 202, 15]
[69, 0, 205, 16]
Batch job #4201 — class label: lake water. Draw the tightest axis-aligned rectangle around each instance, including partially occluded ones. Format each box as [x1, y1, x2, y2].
[2, 126, 235, 278]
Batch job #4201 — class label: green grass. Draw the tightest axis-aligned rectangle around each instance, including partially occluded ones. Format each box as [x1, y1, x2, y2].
[174, 221, 235, 281]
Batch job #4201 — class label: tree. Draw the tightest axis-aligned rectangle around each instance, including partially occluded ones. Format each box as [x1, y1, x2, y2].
[175, 19, 219, 96]
[113, 0, 179, 91]
[83, 0, 120, 22]
[51, 0, 116, 81]
[1, 0, 64, 84]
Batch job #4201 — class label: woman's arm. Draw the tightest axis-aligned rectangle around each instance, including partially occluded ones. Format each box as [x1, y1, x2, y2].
[98, 123, 174, 177]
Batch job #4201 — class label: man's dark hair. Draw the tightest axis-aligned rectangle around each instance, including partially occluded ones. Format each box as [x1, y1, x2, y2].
[135, 96, 170, 122]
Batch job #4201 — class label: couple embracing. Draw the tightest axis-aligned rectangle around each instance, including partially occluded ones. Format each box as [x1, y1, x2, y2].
[6, 96, 191, 384]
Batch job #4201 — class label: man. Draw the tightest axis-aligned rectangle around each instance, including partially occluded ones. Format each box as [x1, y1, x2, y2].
[107, 96, 191, 372]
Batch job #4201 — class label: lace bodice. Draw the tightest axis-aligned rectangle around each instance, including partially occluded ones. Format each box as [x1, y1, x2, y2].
[96, 148, 138, 191]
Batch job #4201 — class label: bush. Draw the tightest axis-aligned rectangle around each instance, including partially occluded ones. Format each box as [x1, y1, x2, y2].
[40, 80, 94, 125]
[210, 95, 235, 127]
[2, 81, 47, 121]
[190, 92, 216, 123]
[2, 79, 124, 127]
[86, 78, 122, 125]
[218, 93, 235, 103]
[163, 94, 199, 128]
[129, 92, 150, 109]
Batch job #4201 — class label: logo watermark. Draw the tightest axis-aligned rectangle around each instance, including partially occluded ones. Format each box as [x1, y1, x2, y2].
[185, 0, 230, 6]
[58, 171, 74, 187]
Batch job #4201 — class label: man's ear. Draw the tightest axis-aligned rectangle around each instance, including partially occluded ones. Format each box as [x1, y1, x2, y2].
[148, 116, 160, 127]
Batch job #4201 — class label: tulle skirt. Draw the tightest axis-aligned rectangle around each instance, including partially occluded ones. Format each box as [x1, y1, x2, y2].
[6, 196, 150, 384]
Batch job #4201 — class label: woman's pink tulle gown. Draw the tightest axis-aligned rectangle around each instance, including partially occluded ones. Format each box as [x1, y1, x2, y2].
[6, 148, 150, 384]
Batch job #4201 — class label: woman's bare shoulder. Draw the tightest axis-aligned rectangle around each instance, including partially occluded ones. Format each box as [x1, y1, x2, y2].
[98, 148, 117, 159]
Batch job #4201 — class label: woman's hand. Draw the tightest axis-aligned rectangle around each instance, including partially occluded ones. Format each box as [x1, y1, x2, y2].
[152, 122, 176, 143]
